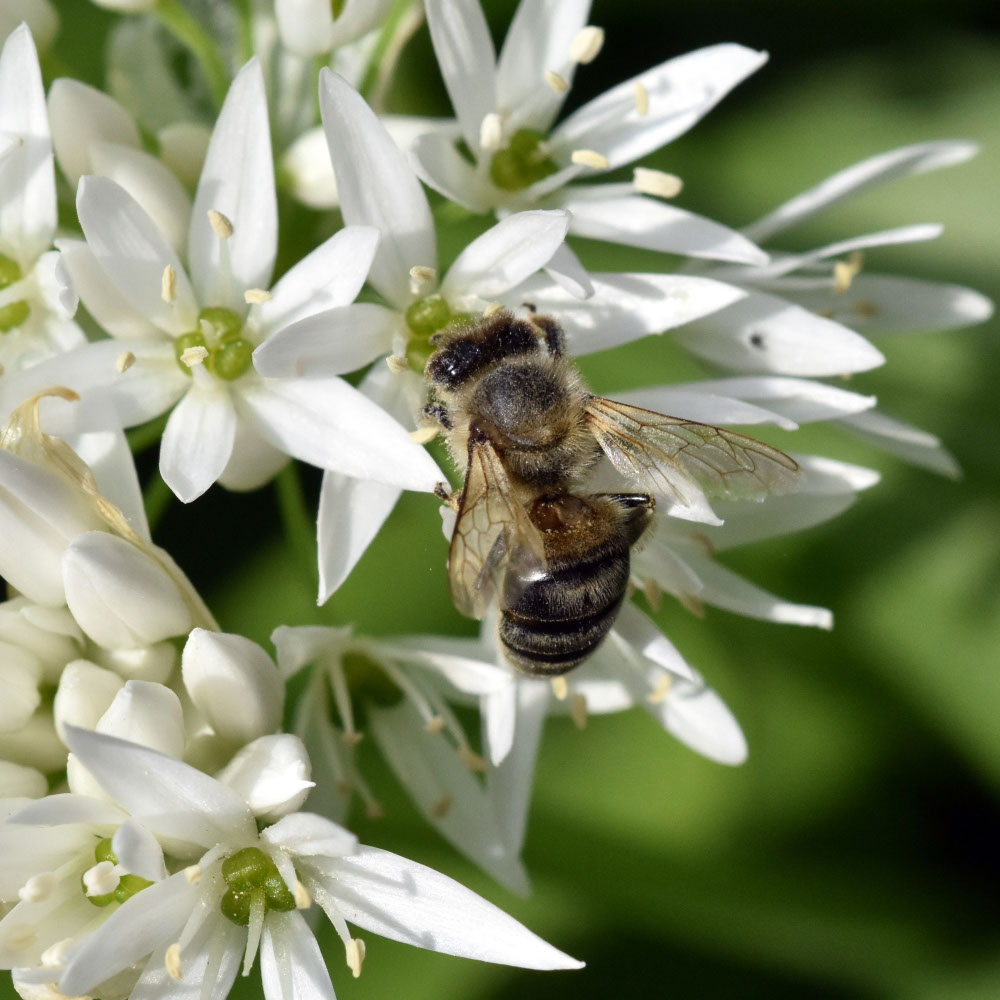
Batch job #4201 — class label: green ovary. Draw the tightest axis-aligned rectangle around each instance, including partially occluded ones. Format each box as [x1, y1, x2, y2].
[84, 838, 154, 908]
[219, 847, 296, 926]
[489, 128, 559, 192]
[0, 254, 30, 332]
[404, 295, 477, 373]
[174, 306, 252, 380]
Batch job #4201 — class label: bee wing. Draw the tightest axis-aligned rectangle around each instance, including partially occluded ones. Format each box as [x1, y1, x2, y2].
[449, 430, 547, 620]
[584, 396, 801, 515]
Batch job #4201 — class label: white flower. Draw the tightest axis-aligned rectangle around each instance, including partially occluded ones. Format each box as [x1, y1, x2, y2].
[45, 727, 581, 1000]
[413, 0, 769, 264]
[0, 25, 84, 372]
[0, 58, 440, 505]
[272, 623, 530, 893]
[274, 0, 395, 58]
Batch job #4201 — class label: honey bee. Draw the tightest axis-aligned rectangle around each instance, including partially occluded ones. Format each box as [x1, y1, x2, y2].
[423, 310, 801, 677]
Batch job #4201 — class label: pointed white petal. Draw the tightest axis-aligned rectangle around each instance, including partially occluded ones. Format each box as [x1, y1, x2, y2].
[189, 59, 275, 308]
[254, 304, 398, 379]
[704, 491, 857, 551]
[159, 381, 237, 503]
[425, 0, 497, 151]
[236, 376, 441, 492]
[58, 873, 195, 996]
[550, 44, 767, 169]
[615, 385, 797, 430]
[541, 242, 594, 298]
[260, 911, 335, 1000]
[47, 78, 141, 187]
[280, 123, 340, 210]
[744, 140, 980, 244]
[95, 680, 185, 758]
[261, 811, 357, 858]
[557, 186, 767, 263]
[256, 226, 380, 335]
[672, 288, 885, 376]
[319, 71, 435, 307]
[316, 842, 581, 968]
[791, 453, 881, 494]
[367, 700, 530, 894]
[7, 792, 125, 826]
[77, 176, 198, 334]
[410, 130, 495, 214]
[0, 25, 56, 261]
[840, 409, 961, 478]
[62, 727, 257, 852]
[274, 0, 337, 56]
[217, 418, 289, 492]
[112, 817, 167, 882]
[88, 140, 192, 256]
[217, 735, 313, 821]
[441, 210, 570, 300]
[54, 661, 123, 742]
[482, 680, 517, 767]
[317, 470, 400, 603]
[182, 628, 283, 747]
[784, 274, 994, 336]
[375, 639, 512, 696]
[505, 272, 745, 355]
[157, 121, 211, 190]
[614, 603, 696, 681]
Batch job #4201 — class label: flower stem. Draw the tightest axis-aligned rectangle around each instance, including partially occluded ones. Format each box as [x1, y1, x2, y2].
[359, 0, 424, 114]
[155, 0, 231, 109]
[275, 463, 317, 587]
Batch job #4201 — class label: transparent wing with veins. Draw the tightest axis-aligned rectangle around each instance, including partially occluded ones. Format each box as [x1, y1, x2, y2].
[585, 396, 801, 522]
[448, 428, 547, 620]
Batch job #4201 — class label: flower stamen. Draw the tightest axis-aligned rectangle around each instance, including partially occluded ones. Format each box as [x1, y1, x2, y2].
[165, 942, 183, 981]
[346, 937, 366, 978]
[633, 167, 683, 199]
[545, 70, 569, 94]
[570, 26, 604, 64]
[207, 210, 234, 239]
[161, 265, 177, 303]
[116, 351, 136, 373]
[551, 676, 568, 700]
[634, 81, 650, 116]
[571, 149, 609, 170]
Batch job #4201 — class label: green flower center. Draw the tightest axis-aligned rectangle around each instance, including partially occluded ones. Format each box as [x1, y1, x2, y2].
[489, 128, 559, 192]
[0, 253, 30, 333]
[404, 294, 476, 374]
[219, 847, 296, 926]
[174, 306, 253, 381]
[84, 838, 154, 908]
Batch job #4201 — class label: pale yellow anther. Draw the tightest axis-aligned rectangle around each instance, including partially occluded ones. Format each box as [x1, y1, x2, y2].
[40, 939, 74, 968]
[634, 81, 650, 116]
[833, 251, 863, 294]
[244, 288, 272, 304]
[207, 209, 234, 239]
[385, 354, 410, 374]
[424, 714, 446, 733]
[165, 943, 183, 981]
[410, 425, 439, 445]
[430, 794, 452, 818]
[180, 345, 209, 368]
[852, 298, 878, 317]
[341, 730, 364, 748]
[19, 873, 56, 904]
[545, 69, 569, 94]
[633, 167, 683, 199]
[336, 778, 352, 796]
[184, 865, 202, 884]
[647, 673, 672, 705]
[550, 676, 569, 700]
[570, 692, 588, 729]
[409, 264, 437, 286]
[365, 801, 385, 820]
[346, 937, 366, 979]
[570, 25, 604, 64]
[479, 112, 503, 152]
[641, 576, 663, 612]
[293, 880, 312, 910]
[571, 149, 610, 170]
[459, 746, 486, 772]
[161, 264, 177, 303]
[482, 301, 504, 318]
[116, 351, 136, 374]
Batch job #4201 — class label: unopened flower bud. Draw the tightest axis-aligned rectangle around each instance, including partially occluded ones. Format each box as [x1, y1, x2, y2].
[53, 660, 124, 742]
[216, 734, 314, 821]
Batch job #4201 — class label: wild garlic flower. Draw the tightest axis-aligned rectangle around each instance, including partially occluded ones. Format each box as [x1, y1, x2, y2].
[7, 727, 581, 1000]
[273, 623, 529, 893]
[0, 26, 83, 373]
[273, 0, 395, 58]
[414, 0, 768, 264]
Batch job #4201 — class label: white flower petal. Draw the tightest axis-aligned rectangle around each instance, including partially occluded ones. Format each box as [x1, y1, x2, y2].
[53, 660, 124, 742]
[77, 175, 198, 334]
[0, 644, 41, 733]
[189, 59, 275, 308]
[112, 817, 167, 882]
[744, 140, 980, 244]
[377, 638, 512, 696]
[317, 842, 581, 968]
[425, 0, 497, 151]
[256, 226, 380, 335]
[410, 130, 494, 214]
[672, 288, 885, 376]
[182, 628, 283, 747]
[556, 186, 767, 263]
[317, 471, 400, 603]
[280, 123, 340, 210]
[88, 140, 192, 256]
[550, 43, 767, 169]
[217, 735, 313, 822]
[62, 531, 194, 649]
[701, 492, 857, 551]
[615, 603, 696, 681]
[506, 272, 745, 355]
[541, 242, 594, 298]
[236, 376, 441, 492]
[441, 210, 569, 300]
[261, 812, 357, 858]
[217, 418, 289, 492]
[319, 71, 435, 307]
[615, 386, 797, 430]
[0, 25, 56, 261]
[0, 760, 47, 799]
[7, 792, 126, 827]
[62, 726, 257, 853]
[159, 381, 237, 503]
[260, 911, 335, 1000]
[0, 1, 58, 53]
[95, 680, 184, 761]
[156, 121, 211, 190]
[254, 303, 398, 379]
[47, 78, 141, 187]
[791, 453, 881, 494]
[482, 679, 517, 767]
[840, 409, 961, 478]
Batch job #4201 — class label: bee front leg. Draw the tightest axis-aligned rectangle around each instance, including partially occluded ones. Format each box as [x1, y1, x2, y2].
[422, 402, 453, 431]
[526, 313, 565, 358]
[434, 481, 460, 510]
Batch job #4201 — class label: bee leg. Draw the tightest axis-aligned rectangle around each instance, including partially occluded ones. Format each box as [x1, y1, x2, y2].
[527, 313, 565, 357]
[422, 402, 453, 431]
[434, 482, 460, 510]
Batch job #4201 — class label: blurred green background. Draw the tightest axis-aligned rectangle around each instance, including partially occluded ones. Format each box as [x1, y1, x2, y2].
[42, 1, 1000, 998]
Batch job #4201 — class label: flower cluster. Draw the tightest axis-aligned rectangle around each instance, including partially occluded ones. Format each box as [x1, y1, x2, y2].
[0, 4, 989, 1000]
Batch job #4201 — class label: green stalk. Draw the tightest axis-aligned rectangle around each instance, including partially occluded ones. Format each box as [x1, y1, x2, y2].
[358, 0, 423, 112]
[275, 463, 317, 586]
[155, 0, 231, 109]
[126, 413, 170, 455]
[142, 472, 174, 536]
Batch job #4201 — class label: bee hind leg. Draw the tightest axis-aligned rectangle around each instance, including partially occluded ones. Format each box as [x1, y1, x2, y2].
[526, 313, 565, 357]
[434, 481, 460, 510]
